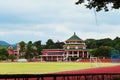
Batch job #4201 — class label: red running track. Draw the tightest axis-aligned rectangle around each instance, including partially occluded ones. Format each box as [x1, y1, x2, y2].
[55, 65, 120, 74]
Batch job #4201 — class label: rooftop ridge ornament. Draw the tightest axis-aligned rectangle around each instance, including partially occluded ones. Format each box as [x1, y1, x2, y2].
[74, 32, 76, 35]
[66, 32, 82, 41]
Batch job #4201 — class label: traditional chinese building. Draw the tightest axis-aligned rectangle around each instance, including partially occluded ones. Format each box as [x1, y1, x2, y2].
[63, 32, 89, 58]
[41, 33, 89, 61]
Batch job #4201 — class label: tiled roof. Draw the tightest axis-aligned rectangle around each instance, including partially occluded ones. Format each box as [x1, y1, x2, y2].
[67, 32, 81, 41]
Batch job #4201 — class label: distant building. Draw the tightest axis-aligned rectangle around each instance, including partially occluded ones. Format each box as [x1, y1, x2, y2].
[7, 44, 20, 56]
[42, 49, 65, 61]
[41, 32, 89, 61]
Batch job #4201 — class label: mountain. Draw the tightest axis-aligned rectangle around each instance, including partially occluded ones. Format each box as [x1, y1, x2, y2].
[0, 41, 10, 46]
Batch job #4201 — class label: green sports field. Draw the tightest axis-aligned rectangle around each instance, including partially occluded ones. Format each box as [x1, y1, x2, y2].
[0, 62, 119, 74]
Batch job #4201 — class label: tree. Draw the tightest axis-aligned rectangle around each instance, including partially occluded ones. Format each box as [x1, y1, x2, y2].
[34, 40, 42, 55]
[8, 55, 16, 62]
[114, 43, 120, 51]
[0, 48, 9, 60]
[85, 39, 97, 48]
[55, 42, 65, 49]
[25, 41, 34, 60]
[96, 38, 112, 47]
[44, 39, 55, 49]
[112, 37, 120, 51]
[19, 41, 26, 58]
[90, 46, 114, 58]
[113, 37, 120, 45]
[76, 0, 120, 12]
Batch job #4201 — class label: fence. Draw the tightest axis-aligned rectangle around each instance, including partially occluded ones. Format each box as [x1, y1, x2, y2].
[111, 50, 120, 63]
[0, 73, 120, 80]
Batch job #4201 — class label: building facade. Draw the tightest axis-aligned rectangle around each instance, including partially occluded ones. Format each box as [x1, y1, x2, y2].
[41, 33, 89, 61]
[7, 44, 20, 56]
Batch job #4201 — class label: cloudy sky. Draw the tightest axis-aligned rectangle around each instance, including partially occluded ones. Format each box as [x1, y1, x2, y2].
[0, 0, 120, 44]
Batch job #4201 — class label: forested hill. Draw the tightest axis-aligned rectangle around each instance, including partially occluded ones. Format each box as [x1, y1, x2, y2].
[85, 37, 120, 49]
[0, 41, 10, 49]
[0, 41, 10, 46]
[85, 37, 120, 58]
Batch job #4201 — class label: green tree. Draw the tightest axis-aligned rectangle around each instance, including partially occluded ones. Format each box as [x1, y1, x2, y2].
[0, 48, 9, 60]
[89, 48, 98, 57]
[112, 37, 120, 51]
[76, 0, 120, 12]
[8, 55, 16, 62]
[55, 42, 65, 49]
[85, 39, 97, 49]
[114, 43, 120, 51]
[19, 41, 26, 58]
[90, 46, 114, 58]
[96, 38, 112, 47]
[45, 39, 55, 49]
[25, 41, 34, 60]
[34, 40, 42, 55]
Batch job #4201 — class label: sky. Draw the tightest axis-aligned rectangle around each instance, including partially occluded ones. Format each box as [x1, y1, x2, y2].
[0, 0, 120, 44]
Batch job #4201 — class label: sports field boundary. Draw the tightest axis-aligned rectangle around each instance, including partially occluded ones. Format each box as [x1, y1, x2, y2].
[0, 65, 120, 80]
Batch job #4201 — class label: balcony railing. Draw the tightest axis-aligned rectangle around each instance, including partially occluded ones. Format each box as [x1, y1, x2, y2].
[66, 43, 85, 45]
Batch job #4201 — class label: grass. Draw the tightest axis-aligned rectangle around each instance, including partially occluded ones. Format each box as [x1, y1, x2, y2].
[0, 62, 119, 74]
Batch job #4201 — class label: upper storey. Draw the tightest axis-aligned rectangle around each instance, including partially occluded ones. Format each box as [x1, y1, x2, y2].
[63, 32, 87, 50]
[65, 32, 85, 45]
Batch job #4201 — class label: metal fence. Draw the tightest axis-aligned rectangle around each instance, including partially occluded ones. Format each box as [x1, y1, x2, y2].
[0, 73, 120, 80]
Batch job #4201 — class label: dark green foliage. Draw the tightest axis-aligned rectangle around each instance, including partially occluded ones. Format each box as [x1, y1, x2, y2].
[44, 39, 55, 49]
[25, 41, 34, 60]
[34, 40, 42, 55]
[95, 38, 112, 47]
[87, 37, 120, 58]
[86, 39, 97, 49]
[55, 42, 65, 49]
[76, 0, 120, 12]
[112, 37, 120, 51]
[90, 46, 114, 58]
[8, 55, 16, 62]
[86, 38, 112, 48]
[44, 39, 65, 49]
[0, 48, 8, 60]
[19, 41, 26, 58]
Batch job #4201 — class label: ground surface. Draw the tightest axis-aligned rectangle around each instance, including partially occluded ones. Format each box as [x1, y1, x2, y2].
[0, 62, 119, 74]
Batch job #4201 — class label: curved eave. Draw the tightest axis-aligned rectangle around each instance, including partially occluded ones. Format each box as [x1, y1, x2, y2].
[66, 32, 82, 41]
[65, 40, 84, 42]
[63, 44, 86, 46]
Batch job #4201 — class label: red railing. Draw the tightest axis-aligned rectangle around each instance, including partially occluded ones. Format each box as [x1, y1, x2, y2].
[0, 73, 120, 80]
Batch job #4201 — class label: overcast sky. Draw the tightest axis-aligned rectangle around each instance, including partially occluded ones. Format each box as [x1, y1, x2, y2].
[0, 0, 120, 44]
